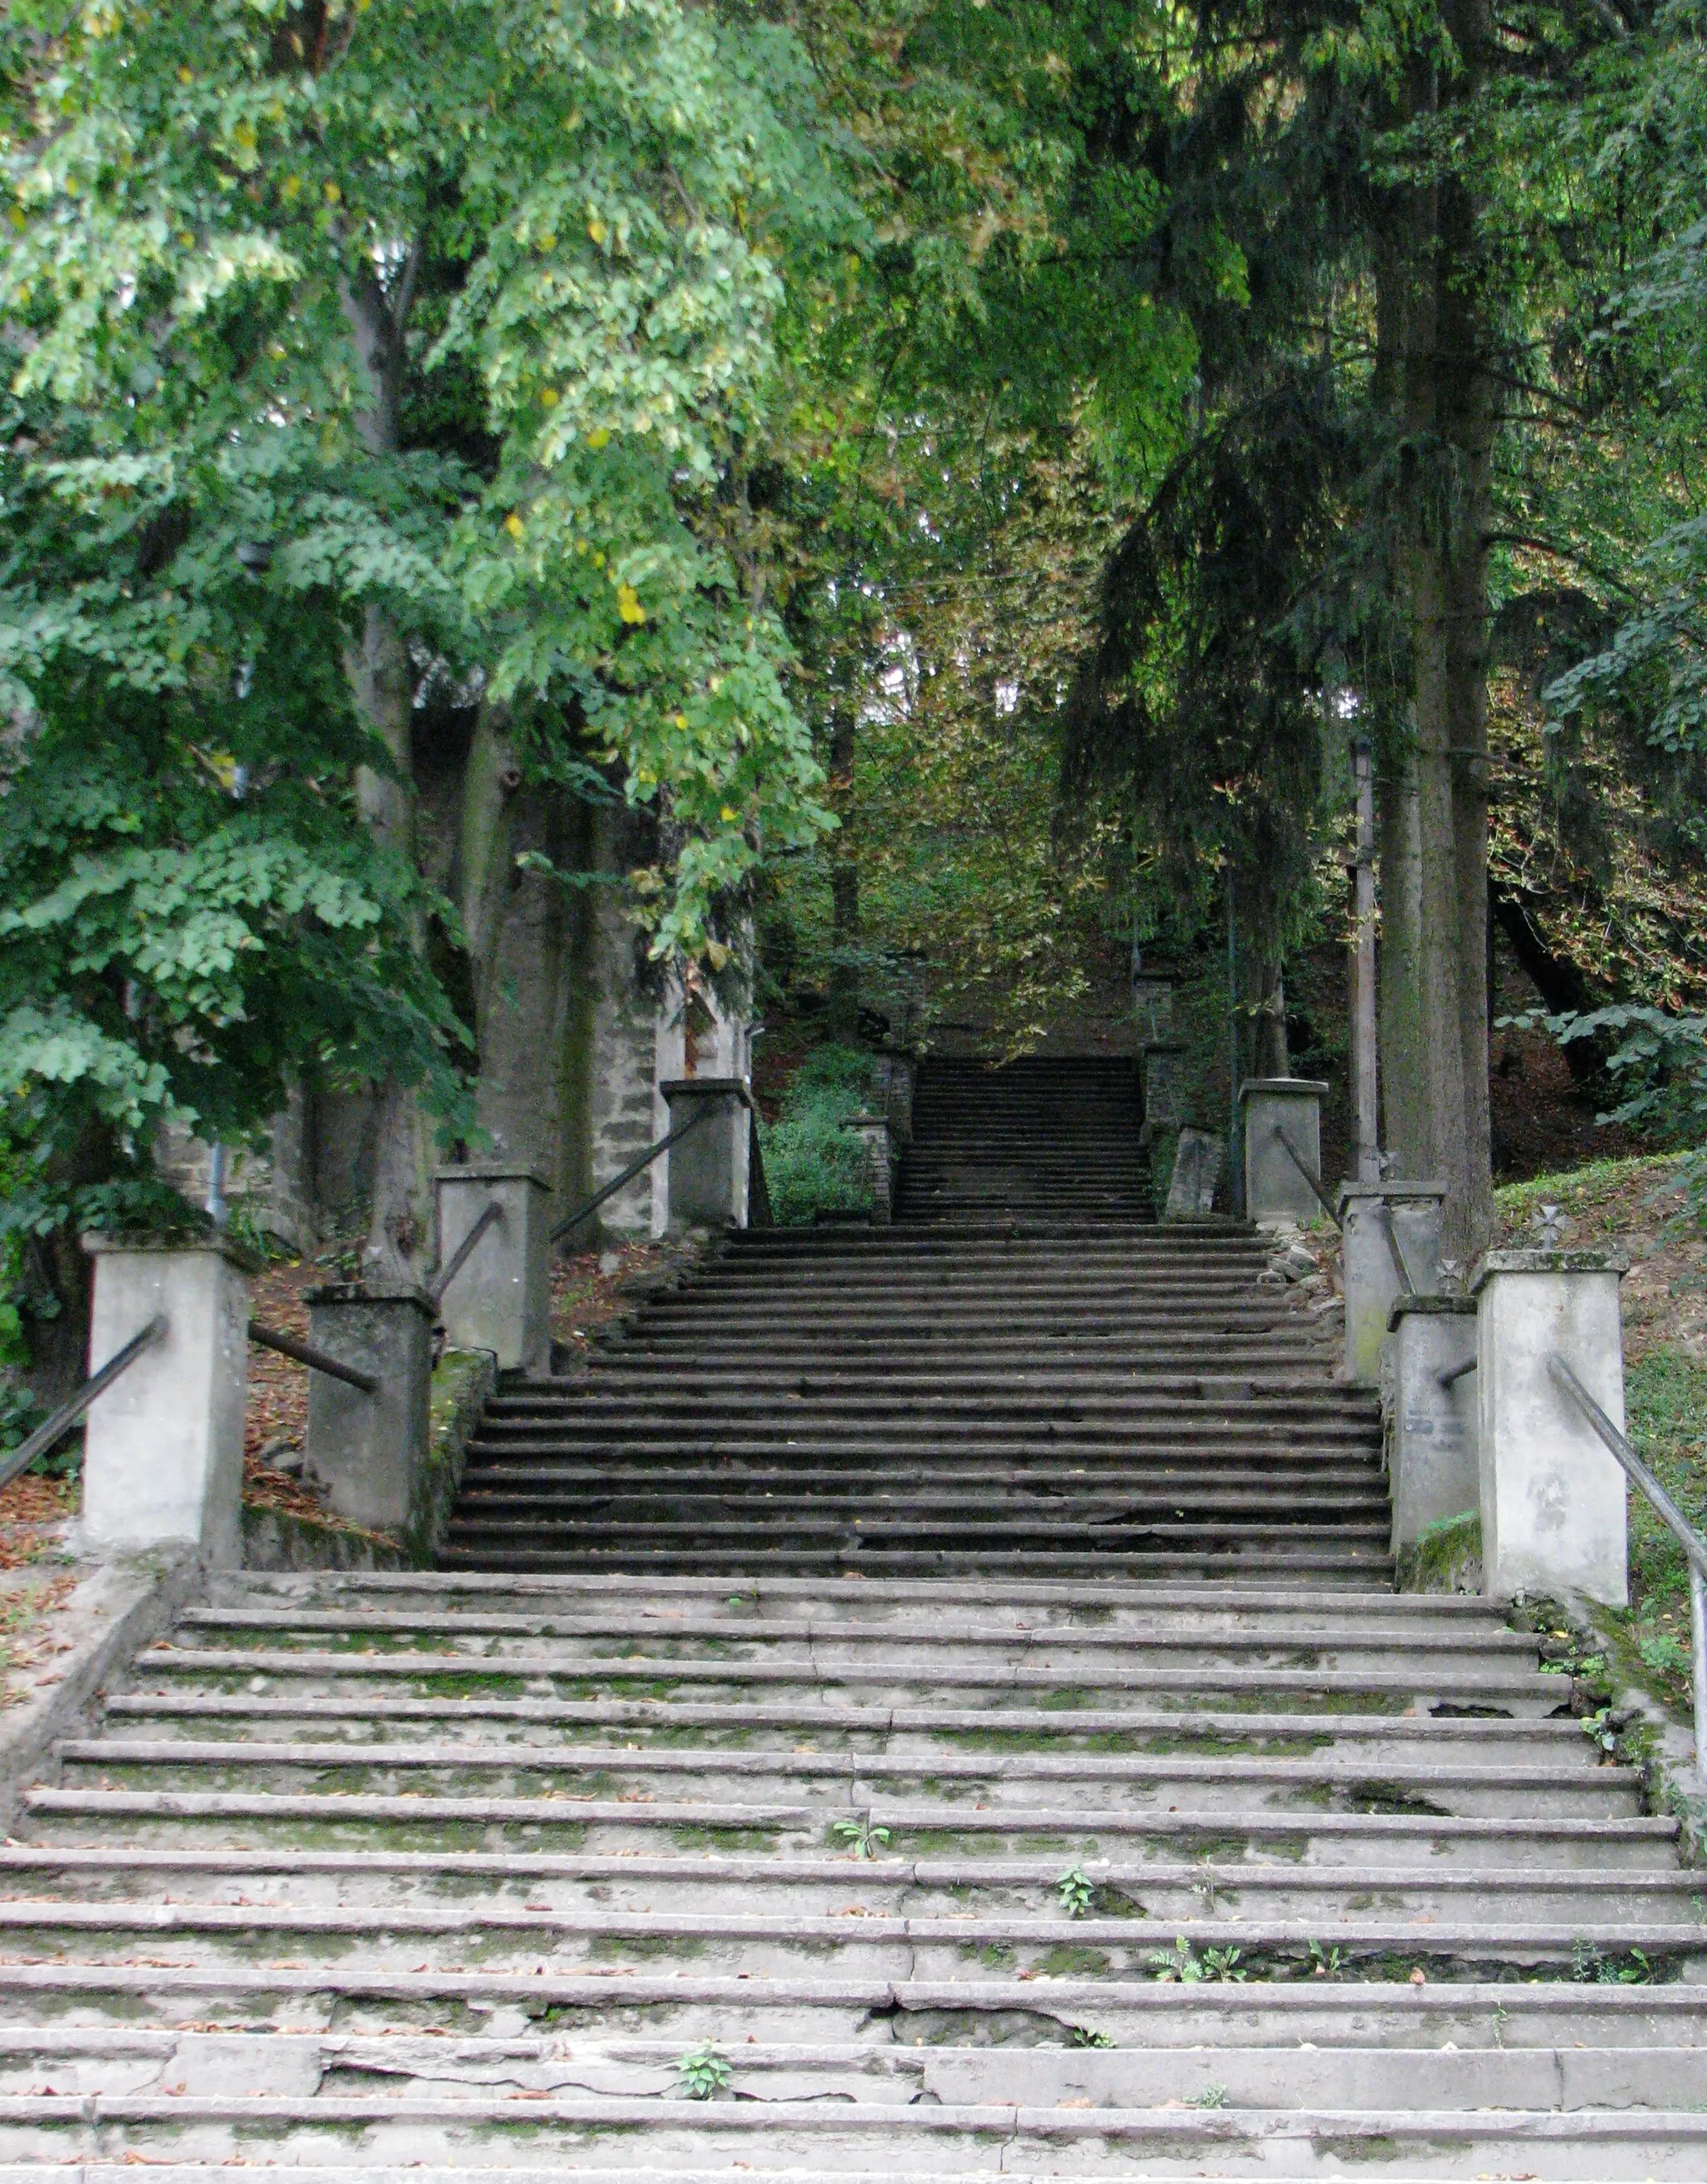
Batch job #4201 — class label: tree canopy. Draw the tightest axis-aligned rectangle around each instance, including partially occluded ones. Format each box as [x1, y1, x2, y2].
[3, 0, 1705, 1312]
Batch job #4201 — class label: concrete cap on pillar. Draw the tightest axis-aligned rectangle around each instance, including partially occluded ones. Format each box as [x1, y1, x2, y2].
[1388, 1291, 1476, 1332]
[307, 1282, 437, 1313]
[660, 1077, 754, 1107]
[83, 1232, 261, 1272]
[1471, 1247, 1629, 1290]
[433, 1162, 552, 1189]
[1337, 1180, 1446, 1223]
[1237, 1076, 1329, 1105]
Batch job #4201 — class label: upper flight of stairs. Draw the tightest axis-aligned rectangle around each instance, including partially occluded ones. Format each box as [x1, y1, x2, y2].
[441, 1055, 1378, 1577]
[898, 1055, 1154, 1219]
[4, 1055, 1701, 2177]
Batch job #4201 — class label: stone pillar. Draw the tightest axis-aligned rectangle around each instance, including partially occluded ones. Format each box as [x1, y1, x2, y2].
[1164, 1127, 1224, 1218]
[1474, 1247, 1630, 1607]
[1238, 1078, 1329, 1230]
[872, 1047, 916, 1144]
[1387, 1295, 1479, 1554]
[1337, 1182, 1446, 1385]
[304, 1287, 434, 1536]
[1141, 1042, 1186, 1138]
[81, 1238, 251, 1567]
[661, 1078, 753, 1232]
[433, 1166, 552, 1375]
[844, 1112, 895, 1224]
[1132, 970, 1178, 1042]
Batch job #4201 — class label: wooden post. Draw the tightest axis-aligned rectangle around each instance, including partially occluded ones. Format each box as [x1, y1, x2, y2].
[1351, 737, 1380, 1183]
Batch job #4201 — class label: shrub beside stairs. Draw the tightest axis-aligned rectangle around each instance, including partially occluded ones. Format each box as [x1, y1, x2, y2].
[1, 1057, 1704, 2178]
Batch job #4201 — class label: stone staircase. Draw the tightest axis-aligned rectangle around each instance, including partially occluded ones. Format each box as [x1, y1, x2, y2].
[2, 1056, 1703, 2177]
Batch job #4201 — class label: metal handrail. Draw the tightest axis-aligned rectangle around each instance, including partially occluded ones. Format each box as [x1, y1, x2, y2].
[1549, 1352, 1707, 1787]
[1439, 1354, 1478, 1389]
[550, 1100, 717, 1244]
[426, 1197, 503, 1310]
[1373, 1201, 1417, 1297]
[1271, 1124, 1341, 1227]
[0, 1315, 167, 1495]
[249, 1320, 378, 1397]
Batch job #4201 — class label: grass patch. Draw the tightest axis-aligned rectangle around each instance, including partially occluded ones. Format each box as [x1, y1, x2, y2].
[758, 1043, 877, 1225]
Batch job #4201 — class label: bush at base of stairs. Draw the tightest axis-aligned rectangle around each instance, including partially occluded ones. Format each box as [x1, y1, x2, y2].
[759, 1044, 876, 1225]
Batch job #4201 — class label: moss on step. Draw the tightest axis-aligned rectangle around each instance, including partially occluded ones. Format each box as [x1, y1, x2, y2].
[1398, 1511, 1483, 1595]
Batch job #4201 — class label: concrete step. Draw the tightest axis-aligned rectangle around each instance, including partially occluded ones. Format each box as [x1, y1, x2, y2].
[6, 1839, 1696, 1916]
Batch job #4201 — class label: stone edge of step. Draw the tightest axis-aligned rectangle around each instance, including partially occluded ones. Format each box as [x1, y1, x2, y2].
[0, 1549, 201, 1831]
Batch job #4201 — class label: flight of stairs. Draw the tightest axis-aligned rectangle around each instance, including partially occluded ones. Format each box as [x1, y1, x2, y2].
[2, 1057, 1702, 2177]
[442, 1056, 1380, 1577]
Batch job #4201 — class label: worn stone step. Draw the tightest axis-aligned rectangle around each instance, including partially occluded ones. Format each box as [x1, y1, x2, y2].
[0, 2087, 1703, 2177]
[171, 1602, 1536, 1659]
[4, 1841, 1694, 1915]
[101, 1693, 1589, 1767]
[141, 1647, 1562, 1716]
[28, 1786, 1673, 1862]
[456, 1465, 1388, 1495]
[52, 1737, 1642, 1821]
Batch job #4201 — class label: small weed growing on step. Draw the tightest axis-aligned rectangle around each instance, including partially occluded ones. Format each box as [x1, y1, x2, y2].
[1490, 2003, 1508, 2049]
[1579, 1707, 1619, 1756]
[1574, 1940, 1653, 1986]
[1056, 1866, 1094, 1918]
[832, 1817, 892, 1859]
[1307, 1941, 1349, 1978]
[1188, 2083, 1229, 2109]
[1148, 1937, 1204, 1982]
[677, 2044, 732, 2100]
[1201, 1946, 1247, 1982]
[1069, 2026, 1115, 2049]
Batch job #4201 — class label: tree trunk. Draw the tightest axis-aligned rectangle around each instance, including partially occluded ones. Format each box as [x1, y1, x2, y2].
[1373, 25, 1497, 1262]
[339, 267, 434, 1286]
[827, 705, 859, 1019]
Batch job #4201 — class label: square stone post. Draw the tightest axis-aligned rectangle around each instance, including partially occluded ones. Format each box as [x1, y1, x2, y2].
[1337, 1182, 1446, 1384]
[81, 1237, 251, 1567]
[1132, 970, 1179, 1042]
[433, 1166, 552, 1375]
[1140, 1041, 1186, 1139]
[1164, 1127, 1224, 1218]
[1387, 1294, 1479, 1554]
[844, 1113, 895, 1224]
[1238, 1078, 1329, 1230]
[305, 1287, 434, 1536]
[661, 1078, 754, 1232]
[1473, 1247, 1630, 1607]
[872, 1047, 916, 1144]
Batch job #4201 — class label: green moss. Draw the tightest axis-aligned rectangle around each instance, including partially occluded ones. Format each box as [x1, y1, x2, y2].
[1029, 1944, 1114, 1976]
[1398, 1510, 1483, 1596]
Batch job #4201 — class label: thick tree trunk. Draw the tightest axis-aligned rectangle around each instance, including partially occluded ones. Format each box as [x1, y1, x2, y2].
[339, 267, 435, 1286]
[1372, 23, 1497, 1262]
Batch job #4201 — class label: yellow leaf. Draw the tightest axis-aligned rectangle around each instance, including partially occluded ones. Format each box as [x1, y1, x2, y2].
[719, 806, 738, 822]
[538, 387, 558, 408]
[706, 941, 729, 971]
[675, 712, 690, 728]
[323, 180, 340, 204]
[280, 174, 302, 202]
[587, 217, 608, 245]
[587, 427, 610, 449]
[616, 582, 646, 626]
[178, 67, 193, 84]
[504, 513, 525, 541]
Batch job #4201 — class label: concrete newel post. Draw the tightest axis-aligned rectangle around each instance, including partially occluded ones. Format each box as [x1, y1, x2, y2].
[844, 1112, 895, 1224]
[1386, 1294, 1479, 1555]
[660, 1077, 754, 1232]
[1140, 1042, 1186, 1139]
[433, 1165, 552, 1376]
[1338, 1183, 1446, 1385]
[1473, 1247, 1631, 1607]
[81, 1237, 252, 1567]
[1238, 1078, 1329, 1230]
[874, 1047, 916, 1144]
[304, 1287, 434, 1536]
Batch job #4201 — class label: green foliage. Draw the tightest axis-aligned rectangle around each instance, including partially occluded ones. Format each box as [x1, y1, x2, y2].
[1055, 1865, 1094, 1918]
[829, 1813, 891, 1860]
[758, 1043, 875, 1225]
[1069, 2025, 1115, 2049]
[674, 2042, 731, 2101]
